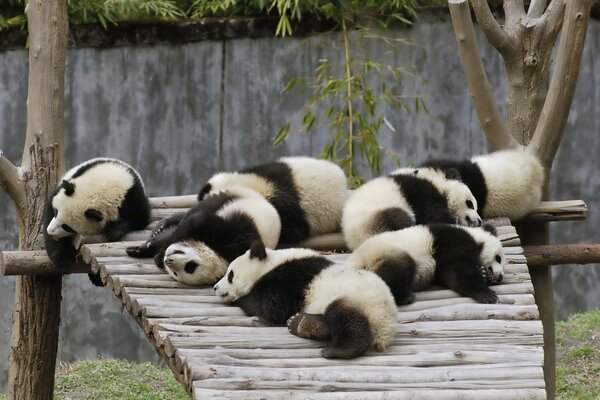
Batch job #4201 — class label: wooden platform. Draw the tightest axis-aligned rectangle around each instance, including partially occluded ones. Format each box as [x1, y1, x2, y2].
[76, 208, 546, 400]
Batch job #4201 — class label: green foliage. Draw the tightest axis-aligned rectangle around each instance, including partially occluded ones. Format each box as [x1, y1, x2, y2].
[556, 311, 600, 399]
[275, 4, 425, 187]
[54, 359, 189, 400]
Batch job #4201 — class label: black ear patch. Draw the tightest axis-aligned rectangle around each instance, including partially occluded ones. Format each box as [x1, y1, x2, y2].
[482, 224, 498, 237]
[62, 180, 75, 196]
[198, 183, 212, 201]
[445, 168, 462, 181]
[249, 240, 267, 261]
[85, 208, 103, 222]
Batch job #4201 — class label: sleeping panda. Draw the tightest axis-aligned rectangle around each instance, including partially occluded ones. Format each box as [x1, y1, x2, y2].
[127, 186, 281, 285]
[415, 149, 544, 220]
[198, 156, 347, 244]
[346, 223, 505, 305]
[342, 171, 482, 250]
[44, 158, 150, 272]
[213, 241, 397, 359]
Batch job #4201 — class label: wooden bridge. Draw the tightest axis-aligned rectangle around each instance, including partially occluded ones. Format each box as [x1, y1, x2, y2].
[0, 197, 589, 399]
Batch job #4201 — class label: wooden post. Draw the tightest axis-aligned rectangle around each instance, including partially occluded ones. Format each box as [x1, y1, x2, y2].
[3, 0, 69, 399]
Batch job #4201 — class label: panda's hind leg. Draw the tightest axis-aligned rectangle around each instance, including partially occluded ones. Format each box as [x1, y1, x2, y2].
[287, 313, 331, 340]
[372, 253, 416, 305]
[320, 298, 372, 359]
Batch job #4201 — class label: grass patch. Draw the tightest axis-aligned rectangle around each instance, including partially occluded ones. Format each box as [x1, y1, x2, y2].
[54, 359, 189, 400]
[557, 311, 600, 399]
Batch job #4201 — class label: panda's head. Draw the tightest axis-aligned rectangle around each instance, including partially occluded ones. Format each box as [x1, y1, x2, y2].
[469, 224, 505, 285]
[442, 179, 482, 228]
[46, 180, 115, 238]
[163, 241, 228, 286]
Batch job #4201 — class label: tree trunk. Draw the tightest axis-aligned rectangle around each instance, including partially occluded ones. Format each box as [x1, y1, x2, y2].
[6, 0, 69, 399]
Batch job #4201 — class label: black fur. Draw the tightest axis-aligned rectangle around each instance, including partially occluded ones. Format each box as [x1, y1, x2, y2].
[420, 159, 488, 215]
[197, 183, 212, 201]
[372, 254, 417, 305]
[320, 299, 373, 359]
[61, 180, 75, 196]
[369, 207, 415, 236]
[482, 223, 497, 237]
[429, 224, 498, 303]
[127, 191, 265, 270]
[390, 174, 455, 224]
[233, 256, 331, 324]
[200, 161, 311, 245]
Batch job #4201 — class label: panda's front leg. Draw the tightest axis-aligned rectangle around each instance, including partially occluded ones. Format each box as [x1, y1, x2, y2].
[439, 262, 499, 304]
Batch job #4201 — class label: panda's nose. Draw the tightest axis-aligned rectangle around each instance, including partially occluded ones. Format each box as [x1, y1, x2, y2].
[476, 217, 482, 227]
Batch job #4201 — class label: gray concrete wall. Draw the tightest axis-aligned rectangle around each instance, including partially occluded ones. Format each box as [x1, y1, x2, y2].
[0, 14, 599, 393]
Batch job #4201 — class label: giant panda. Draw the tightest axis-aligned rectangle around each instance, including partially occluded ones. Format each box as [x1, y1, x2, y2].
[346, 223, 505, 305]
[198, 156, 347, 244]
[416, 149, 544, 220]
[127, 186, 281, 285]
[213, 241, 397, 359]
[44, 158, 150, 274]
[342, 171, 482, 250]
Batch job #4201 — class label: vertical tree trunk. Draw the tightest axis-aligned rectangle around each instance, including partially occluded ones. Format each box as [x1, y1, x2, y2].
[7, 0, 68, 399]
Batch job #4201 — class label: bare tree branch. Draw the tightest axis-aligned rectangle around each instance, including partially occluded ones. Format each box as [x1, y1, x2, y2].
[0, 150, 25, 208]
[504, 0, 526, 27]
[448, 0, 519, 151]
[470, 0, 513, 55]
[528, 0, 592, 169]
[527, 0, 547, 18]
[542, 0, 566, 43]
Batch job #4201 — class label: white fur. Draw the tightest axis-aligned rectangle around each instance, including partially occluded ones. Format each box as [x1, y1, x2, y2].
[279, 157, 348, 235]
[47, 159, 137, 237]
[472, 150, 544, 220]
[214, 247, 397, 350]
[205, 157, 348, 236]
[346, 226, 437, 291]
[462, 226, 505, 282]
[342, 176, 415, 250]
[163, 241, 228, 285]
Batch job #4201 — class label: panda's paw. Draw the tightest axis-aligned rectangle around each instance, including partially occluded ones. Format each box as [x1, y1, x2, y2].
[287, 313, 330, 340]
[126, 242, 152, 258]
[471, 289, 498, 304]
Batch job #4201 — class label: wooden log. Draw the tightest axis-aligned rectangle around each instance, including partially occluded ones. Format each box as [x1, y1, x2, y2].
[524, 244, 600, 266]
[0, 251, 90, 276]
[149, 195, 197, 208]
[193, 387, 546, 400]
[523, 199, 587, 222]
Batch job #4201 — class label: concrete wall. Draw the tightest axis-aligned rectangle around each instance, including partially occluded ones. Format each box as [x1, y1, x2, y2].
[0, 14, 599, 392]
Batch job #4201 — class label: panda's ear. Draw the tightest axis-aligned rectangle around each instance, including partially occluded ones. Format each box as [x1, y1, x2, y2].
[482, 224, 498, 237]
[85, 208, 103, 222]
[62, 180, 75, 196]
[198, 183, 212, 201]
[444, 168, 462, 181]
[249, 240, 267, 261]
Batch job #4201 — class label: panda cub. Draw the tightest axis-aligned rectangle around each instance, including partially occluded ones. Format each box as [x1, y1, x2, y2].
[214, 242, 397, 359]
[44, 158, 150, 269]
[346, 224, 505, 305]
[342, 170, 482, 250]
[198, 156, 347, 245]
[127, 186, 281, 285]
[416, 150, 544, 220]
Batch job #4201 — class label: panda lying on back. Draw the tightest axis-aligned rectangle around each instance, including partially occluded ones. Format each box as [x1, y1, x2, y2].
[198, 156, 348, 245]
[44, 158, 150, 274]
[346, 224, 505, 305]
[342, 169, 482, 250]
[127, 186, 281, 285]
[214, 242, 397, 359]
[415, 150, 544, 220]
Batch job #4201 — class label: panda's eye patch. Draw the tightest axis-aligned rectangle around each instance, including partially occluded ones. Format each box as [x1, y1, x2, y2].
[184, 261, 199, 274]
[495, 255, 501, 263]
[228, 270, 234, 283]
[62, 224, 75, 233]
[172, 250, 184, 255]
[466, 200, 474, 209]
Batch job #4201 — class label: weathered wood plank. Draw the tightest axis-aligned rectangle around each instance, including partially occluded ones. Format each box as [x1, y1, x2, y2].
[193, 387, 546, 400]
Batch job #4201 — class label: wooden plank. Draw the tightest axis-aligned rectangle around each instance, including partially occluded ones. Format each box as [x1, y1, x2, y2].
[149, 195, 197, 208]
[0, 250, 90, 276]
[193, 387, 546, 400]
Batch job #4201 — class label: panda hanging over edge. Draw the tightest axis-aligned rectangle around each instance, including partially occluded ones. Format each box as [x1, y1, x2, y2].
[43, 158, 151, 283]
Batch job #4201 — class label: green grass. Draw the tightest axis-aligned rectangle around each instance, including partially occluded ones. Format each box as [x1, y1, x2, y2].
[556, 311, 600, 400]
